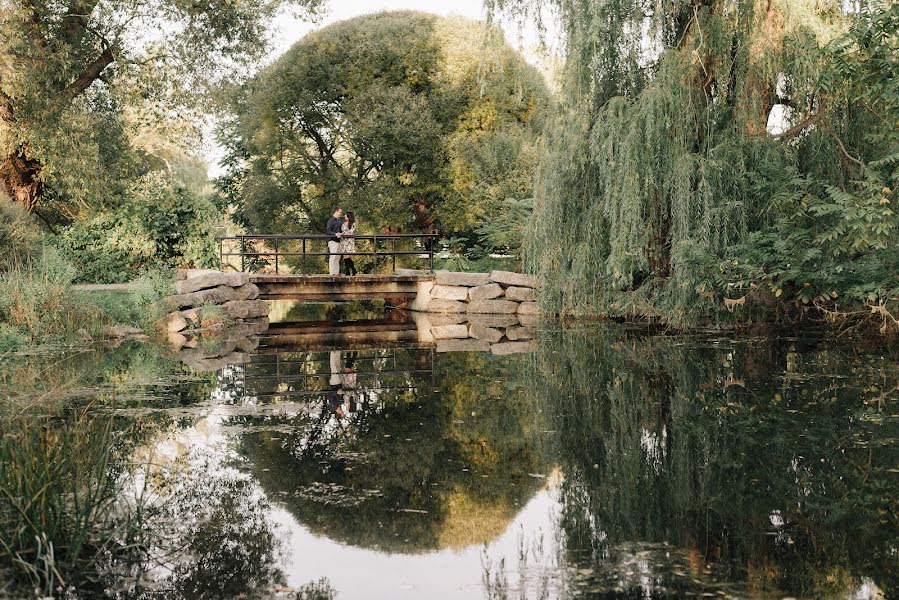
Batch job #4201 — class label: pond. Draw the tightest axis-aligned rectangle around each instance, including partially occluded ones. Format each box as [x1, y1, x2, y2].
[1, 312, 896, 599]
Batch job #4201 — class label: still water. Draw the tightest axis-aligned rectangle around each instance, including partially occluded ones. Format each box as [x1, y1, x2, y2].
[1, 310, 896, 599]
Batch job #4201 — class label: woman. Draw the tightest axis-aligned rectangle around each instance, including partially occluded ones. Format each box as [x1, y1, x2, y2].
[340, 211, 358, 276]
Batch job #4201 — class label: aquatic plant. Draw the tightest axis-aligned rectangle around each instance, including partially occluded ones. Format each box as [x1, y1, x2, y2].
[0, 413, 147, 597]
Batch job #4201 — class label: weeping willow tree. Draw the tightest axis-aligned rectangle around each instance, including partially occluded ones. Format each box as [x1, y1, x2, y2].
[491, 0, 898, 328]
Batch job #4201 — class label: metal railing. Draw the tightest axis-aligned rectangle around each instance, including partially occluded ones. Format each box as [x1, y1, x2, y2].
[215, 233, 440, 274]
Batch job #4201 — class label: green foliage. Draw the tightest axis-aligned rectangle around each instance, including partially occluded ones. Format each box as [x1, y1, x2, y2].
[475, 196, 533, 256]
[0, 246, 105, 346]
[57, 172, 219, 283]
[494, 0, 898, 330]
[0, 197, 44, 271]
[0, 0, 323, 216]
[218, 11, 551, 241]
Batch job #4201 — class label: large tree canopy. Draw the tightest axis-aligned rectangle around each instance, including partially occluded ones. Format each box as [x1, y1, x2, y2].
[0, 0, 323, 219]
[491, 0, 898, 328]
[217, 11, 551, 238]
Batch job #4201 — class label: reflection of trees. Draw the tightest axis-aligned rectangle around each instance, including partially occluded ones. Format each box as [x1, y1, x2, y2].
[133, 464, 286, 600]
[241, 350, 552, 553]
[535, 326, 898, 598]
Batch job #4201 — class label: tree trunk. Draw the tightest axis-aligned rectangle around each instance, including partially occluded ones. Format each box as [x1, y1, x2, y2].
[0, 146, 43, 213]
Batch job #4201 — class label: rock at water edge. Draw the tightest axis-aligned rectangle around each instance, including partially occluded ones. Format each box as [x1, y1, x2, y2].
[161, 311, 188, 333]
[175, 271, 250, 295]
[431, 324, 469, 339]
[490, 270, 538, 289]
[467, 299, 519, 314]
[504, 286, 537, 303]
[468, 283, 504, 302]
[221, 300, 269, 320]
[490, 341, 537, 355]
[435, 271, 491, 287]
[431, 285, 470, 301]
[428, 299, 467, 313]
[436, 339, 492, 353]
[505, 326, 535, 341]
[469, 322, 504, 343]
[517, 302, 542, 315]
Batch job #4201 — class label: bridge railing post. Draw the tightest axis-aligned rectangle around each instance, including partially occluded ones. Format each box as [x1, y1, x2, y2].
[391, 238, 397, 273]
[373, 233, 379, 274]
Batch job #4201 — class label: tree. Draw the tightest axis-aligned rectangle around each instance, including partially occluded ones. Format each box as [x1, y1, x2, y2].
[490, 0, 898, 327]
[0, 0, 324, 217]
[217, 11, 551, 237]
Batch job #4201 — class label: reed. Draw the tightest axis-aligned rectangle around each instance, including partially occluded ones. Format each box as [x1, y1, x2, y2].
[0, 412, 147, 596]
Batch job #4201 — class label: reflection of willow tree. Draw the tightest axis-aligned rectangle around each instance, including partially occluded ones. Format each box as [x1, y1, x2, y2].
[240, 350, 552, 553]
[536, 326, 898, 597]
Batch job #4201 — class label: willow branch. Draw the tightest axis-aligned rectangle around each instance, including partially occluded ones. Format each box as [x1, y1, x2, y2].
[773, 110, 823, 140]
[826, 125, 866, 170]
[63, 44, 114, 101]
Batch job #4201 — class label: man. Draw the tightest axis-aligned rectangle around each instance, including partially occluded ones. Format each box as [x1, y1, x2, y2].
[326, 207, 344, 275]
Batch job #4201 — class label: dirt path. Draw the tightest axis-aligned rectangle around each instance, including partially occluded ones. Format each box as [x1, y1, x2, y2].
[72, 283, 139, 292]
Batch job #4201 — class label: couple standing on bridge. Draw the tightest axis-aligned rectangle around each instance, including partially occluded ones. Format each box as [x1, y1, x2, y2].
[326, 207, 358, 277]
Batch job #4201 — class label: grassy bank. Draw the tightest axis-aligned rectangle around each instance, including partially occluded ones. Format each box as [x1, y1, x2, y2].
[0, 202, 173, 353]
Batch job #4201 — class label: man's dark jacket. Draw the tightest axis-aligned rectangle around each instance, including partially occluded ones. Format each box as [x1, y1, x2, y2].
[326, 216, 343, 242]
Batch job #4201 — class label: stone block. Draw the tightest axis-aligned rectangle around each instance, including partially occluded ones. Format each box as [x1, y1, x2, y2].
[176, 268, 219, 281]
[505, 326, 535, 341]
[431, 285, 470, 301]
[175, 271, 249, 294]
[167, 331, 188, 350]
[467, 299, 519, 314]
[167, 285, 239, 309]
[490, 341, 537, 355]
[239, 283, 260, 300]
[426, 314, 469, 326]
[490, 270, 538, 289]
[517, 314, 542, 328]
[466, 315, 520, 329]
[409, 280, 434, 312]
[432, 324, 470, 339]
[468, 283, 504, 302]
[435, 271, 491, 287]
[517, 302, 542, 315]
[428, 298, 467, 313]
[180, 350, 249, 372]
[221, 300, 270, 320]
[504, 286, 537, 302]
[436, 339, 492, 353]
[469, 322, 503, 343]
[160, 311, 188, 333]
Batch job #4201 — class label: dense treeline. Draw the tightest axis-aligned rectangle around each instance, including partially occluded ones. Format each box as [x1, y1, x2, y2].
[492, 0, 898, 331]
[217, 11, 551, 250]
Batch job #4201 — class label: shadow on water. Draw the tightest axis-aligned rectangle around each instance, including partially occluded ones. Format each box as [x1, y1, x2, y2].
[0, 319, 896, 599]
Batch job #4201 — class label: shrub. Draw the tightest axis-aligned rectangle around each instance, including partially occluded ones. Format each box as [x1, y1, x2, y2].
[57, 172, 220, 283]
[0, 246, 107, 344]
[0, 199, 44, 271]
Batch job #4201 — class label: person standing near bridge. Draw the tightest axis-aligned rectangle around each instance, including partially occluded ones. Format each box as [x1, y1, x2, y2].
[326, 207, 344, 275]
[340, 211, 358, 276]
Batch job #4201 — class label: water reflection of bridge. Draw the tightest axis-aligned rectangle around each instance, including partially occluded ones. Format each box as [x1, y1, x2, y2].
[238, 346, 436, 401]
[258, 317, 427, 352]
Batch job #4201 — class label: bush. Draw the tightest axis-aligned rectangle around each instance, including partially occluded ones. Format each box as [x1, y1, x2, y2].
[0, 199, 44, 271]
[0, 246, 107, 345]
[57, 172, 220, 283]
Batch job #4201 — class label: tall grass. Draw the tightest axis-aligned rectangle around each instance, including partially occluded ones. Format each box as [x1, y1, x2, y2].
[0, 412, 147, 597]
